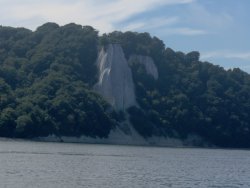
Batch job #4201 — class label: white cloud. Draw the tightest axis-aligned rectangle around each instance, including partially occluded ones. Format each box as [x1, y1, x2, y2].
[121, 17, 179, 32]
[185, 3, 234, 29]
[119, 16, 207, 36]
[201, 51, 250, 61]
[161, 27, 207, 36]
[0, 0, 196, 32]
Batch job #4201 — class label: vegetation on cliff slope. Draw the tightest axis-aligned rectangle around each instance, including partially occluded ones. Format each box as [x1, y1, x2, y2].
[0, 23, 116, 138]
[0, 23, 250, 147]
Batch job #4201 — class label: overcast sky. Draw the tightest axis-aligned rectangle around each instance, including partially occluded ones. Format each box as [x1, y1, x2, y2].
[0, 0, 249, 72]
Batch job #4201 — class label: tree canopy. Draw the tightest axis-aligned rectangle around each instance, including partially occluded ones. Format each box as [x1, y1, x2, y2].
[1, 23, 250, 148]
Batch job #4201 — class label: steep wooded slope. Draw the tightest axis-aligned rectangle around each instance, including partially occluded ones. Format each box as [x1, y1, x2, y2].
[0, 23, 250, 147]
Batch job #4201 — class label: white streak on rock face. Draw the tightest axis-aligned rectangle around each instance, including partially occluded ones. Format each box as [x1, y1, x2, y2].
[129, 55, 158, 80]
[94, 44, 136, 111]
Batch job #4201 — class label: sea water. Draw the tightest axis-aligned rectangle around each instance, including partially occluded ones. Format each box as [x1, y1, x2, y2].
[0, 140, 249, 188]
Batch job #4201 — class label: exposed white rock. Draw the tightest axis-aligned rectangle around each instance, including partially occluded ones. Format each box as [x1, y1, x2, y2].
[94, 44, 136, 111]
[129, 55, 158, 80]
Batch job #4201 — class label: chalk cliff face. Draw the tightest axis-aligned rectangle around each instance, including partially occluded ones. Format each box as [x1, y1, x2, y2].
[94, 44, 136, 111]
[129, 55, 158, 80]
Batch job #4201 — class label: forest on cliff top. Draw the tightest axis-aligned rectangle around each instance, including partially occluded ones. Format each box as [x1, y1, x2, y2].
[0, 23, 250, 148]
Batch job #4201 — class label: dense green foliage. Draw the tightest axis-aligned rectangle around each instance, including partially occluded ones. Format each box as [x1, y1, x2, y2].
[1, 23, 250, 147]
[0, 23, 116, 138]
[101, 31, 250, 148]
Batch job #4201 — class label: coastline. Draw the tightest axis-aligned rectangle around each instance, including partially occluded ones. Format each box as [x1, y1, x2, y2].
[32, 128, 210, 148]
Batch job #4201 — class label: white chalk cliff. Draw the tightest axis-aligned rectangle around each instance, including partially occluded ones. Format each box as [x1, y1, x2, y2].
[39, 45, 208, 147]
[129, 55, 158, 80]
[94, 44, 136, 111]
